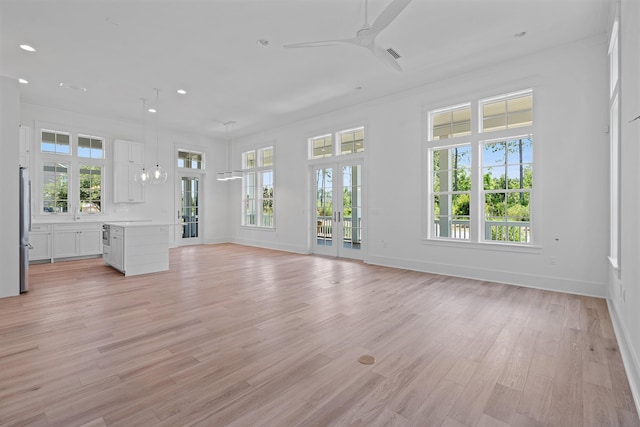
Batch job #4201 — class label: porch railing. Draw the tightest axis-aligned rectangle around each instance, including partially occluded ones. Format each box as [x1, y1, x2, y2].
[316, 215, 360, 242]
[433, 219, 531, 243]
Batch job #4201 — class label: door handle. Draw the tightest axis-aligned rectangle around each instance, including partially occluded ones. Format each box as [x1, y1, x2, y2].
[333, 212, 336, 221]
[338, 211, 341, 222]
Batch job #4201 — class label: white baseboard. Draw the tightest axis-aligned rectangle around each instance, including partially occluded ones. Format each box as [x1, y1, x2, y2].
[607, 298, 640, 415]
[365, 254, 607, 298]
[204, 237, 232, 245]
[230, 237, 308, 255]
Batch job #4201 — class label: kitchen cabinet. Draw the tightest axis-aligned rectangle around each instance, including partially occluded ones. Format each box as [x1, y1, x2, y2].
[113, 139, 145, 203]
[29, 224, 52, 262]
[107, 225, 124, 271]
[104, 223, 169, 276]
[53, 223, 102, 260]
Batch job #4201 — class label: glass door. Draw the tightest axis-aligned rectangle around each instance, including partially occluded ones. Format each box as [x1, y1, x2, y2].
[313, 162, 363, 259]
[176, 174, 202, 245]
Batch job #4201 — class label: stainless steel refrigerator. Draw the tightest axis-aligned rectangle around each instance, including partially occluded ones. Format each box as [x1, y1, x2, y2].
[19, 166, 30, 293]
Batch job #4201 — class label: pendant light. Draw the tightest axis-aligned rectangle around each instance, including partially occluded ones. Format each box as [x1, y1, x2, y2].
[217, 120, 242, 181]
[148, 88, 168, 184]
[134, 98, 150, 184]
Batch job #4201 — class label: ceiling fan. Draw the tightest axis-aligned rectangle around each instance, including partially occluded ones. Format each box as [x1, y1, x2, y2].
[283, 0, 412, 72]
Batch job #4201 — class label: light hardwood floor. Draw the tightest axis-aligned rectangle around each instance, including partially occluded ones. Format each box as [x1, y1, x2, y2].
[1, 244, 638, 427]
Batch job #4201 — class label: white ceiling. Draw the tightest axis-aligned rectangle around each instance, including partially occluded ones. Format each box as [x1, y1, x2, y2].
[0, 0, 610, 139]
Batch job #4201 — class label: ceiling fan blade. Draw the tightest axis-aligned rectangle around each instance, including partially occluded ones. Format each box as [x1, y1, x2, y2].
[373, 45, 403, 72]
[283, 39, 355, 48]
[370, 0, 412, 35]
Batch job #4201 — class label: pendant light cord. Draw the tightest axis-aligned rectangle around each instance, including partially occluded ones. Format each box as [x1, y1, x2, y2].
[155, 88, 160, 168]
[141, 98, 146, 154]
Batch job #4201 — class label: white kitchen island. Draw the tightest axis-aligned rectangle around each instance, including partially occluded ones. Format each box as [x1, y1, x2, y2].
[103, 222, 170, 276]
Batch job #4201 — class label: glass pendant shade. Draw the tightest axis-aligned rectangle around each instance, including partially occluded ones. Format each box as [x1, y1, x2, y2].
[134, 168, 149, 184]
[148, 164, 167, 184]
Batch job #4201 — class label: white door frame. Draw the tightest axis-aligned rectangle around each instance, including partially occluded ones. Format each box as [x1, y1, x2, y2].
[175, 171, 204, 246]
[310, 158, 365, 260]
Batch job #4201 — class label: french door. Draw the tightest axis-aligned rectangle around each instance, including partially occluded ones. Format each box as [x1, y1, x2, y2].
[175, 173, 202, 245]
[313, 161, 363, 259]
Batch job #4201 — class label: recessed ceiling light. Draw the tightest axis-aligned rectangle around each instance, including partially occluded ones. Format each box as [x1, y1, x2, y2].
[19, 44, 36, 52]
[59, 82, 87, 92]
[177, 89, 187, 95]
[257, 39, 269, 47]
[18, 78, 29, 84]
[148, 108, 157, 113]
[514, 31, 527, 38]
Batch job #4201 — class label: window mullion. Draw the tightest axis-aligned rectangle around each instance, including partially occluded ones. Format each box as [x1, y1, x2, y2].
[469, 102, 481, 243]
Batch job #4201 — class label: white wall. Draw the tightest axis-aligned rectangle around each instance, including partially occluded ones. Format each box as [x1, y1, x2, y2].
[0, 76, 20, 298]
[230, 36, 610, 298]
[608, 0, 640, 411]
[19, 103, 230, 246]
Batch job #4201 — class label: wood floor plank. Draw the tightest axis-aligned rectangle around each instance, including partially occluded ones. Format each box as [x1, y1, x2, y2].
[583, 383, 619, 426]
[0, 243, 635, 427]
[517, 372, 553, 423]
[484, 383, 522, 424]
[547, 327, 584, 427]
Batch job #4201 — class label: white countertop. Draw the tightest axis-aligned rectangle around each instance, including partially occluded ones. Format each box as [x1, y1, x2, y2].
[104, 222, 171, 228]
[32, 218, 153, 225]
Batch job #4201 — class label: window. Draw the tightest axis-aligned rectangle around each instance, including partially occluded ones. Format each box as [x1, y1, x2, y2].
[431, 104, 471, 140]
[311, 134, 332, 159]
[259, 147, 273, 167]
[432, 145, 472, 239]
[427, 89, 534, 244]
[480, 91, 532, 133]
[309, 126, 365, 159]
[78, 135, 104, 159]
[243, 150, 256, 169]
[41, 130, 70, 155]
[242, 146, 275, 228]
[260, 170, 274, 227]
[339, 127, 364, 155]
[178, 150, 203, 169]
[482, 138, 532, 242]
[38, 129, 104, 216]
[42, 162, 69, 213]
[79, 166, 102, 213]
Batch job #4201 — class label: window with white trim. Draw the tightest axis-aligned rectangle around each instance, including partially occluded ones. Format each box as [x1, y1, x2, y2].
[41, 130, 70, 155]
[427, 89, 534, 244]
[480, 91, 532, 132]
[39, 129, 104, 215]
[78, 165, 102, 213]
[432, 144, 471, 240]
[42, 162, 69, 213]
[242, 146, 274, 228]
[177, 150, 204, 169]
[77, 135, 104, 159]
[481, 137, 532, 242]
[309, 126, 365, 159]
